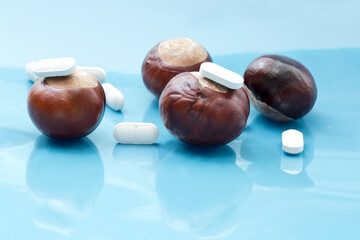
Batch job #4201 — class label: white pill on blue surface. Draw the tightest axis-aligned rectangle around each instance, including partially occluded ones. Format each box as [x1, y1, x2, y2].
[282, 129, 304, 154]
[199, 62, 244, 89]
[32, 57, 77, 78]
[113, 122, 159, 144]
[78, 66, 106, 83]
[102, 83, 124, 111]
[25, 62, 37, 82]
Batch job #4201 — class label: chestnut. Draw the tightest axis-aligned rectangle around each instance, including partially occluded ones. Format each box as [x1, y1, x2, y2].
[244, 55, 317, 121]
[159, 72, 250, 146]
[27, 70, 106, 139]
[142, 37, 212, 98]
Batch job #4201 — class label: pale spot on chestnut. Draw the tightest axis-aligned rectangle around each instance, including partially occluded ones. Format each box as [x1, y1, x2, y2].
[45, 70, 99, 89]
[158, 38, 208, 67]
[190, 72, 228, 93]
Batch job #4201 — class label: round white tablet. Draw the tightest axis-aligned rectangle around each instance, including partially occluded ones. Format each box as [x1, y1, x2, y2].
[32, 57, 77, 78]
[282, 129, 304, 154]
[199, 62, 244, 89]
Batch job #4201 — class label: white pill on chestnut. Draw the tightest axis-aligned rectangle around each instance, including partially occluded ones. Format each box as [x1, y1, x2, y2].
[199, 62, 244, 89]
[32, 57, 77, 78]
[25, 62, 37, 82]
[113, 122, 159, 144]
[102, 83, 124, 111]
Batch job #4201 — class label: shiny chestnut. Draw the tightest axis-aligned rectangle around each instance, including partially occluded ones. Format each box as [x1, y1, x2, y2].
[142, 37, 212, 98]
[244, 55, 317, 121]
[27, 70, 106, 138]
[159, 72, 250, 146]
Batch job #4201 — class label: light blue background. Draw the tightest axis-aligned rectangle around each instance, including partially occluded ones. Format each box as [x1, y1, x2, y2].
[1, 1, 360, 239]
[1, 0, 359, 72]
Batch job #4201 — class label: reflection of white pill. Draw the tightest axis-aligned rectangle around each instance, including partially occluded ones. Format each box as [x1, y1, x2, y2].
[26, 62, 37, 82]
[281, 151, 303, 174]
[32, 57, 77, 78]
[102, 83, 124, 111]
[78, 66, 106, 83]
[199, 62, 244, 89]
[113, 122, 159, 144]
[282, 129, 304, 154]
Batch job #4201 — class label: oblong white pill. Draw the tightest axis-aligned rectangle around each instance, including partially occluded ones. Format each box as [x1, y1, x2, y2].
[113, 122, 159, 144]
[32, 57, 77, 77]
[102, 83, 124, 111]
[25, 62, 37, 82]
[282, 129, 304, 154]
[78, 66, 106, 83]
[199, 62, 244, 89]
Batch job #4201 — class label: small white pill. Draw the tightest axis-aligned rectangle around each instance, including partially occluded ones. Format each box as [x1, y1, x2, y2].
[26, 62, 37, 82]
[282, 129, 304, 154]
[31, 57, 77, 78]
[199, 62, 244, 89]
[113, 122, 159, 144]
[78, 66, 106, 83]
[102, 83, 124, 111]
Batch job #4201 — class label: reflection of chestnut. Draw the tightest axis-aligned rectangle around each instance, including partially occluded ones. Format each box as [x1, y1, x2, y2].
[159, 72, 250, 145]
[156, 145, 252, 238]
[142, 37, 212, 98]
[244, 55, 317, 121]
[26, 136, 104, 218]
[27, 70, 106, 138]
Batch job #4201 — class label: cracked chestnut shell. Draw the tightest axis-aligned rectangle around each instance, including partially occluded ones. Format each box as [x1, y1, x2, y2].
[142, 37, 212, 98]
[27, 70, 106, 139]
[159, 72, 250, 146]
[244, 55, 317, 121]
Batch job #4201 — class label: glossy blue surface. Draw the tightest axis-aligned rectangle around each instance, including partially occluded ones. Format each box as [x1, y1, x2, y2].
[1, 48, 360, 239]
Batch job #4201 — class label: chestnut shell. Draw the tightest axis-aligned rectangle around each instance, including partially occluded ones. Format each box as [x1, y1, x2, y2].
[159, 72, 250, 146]
[142, 43, 212, 98]
[244, 55, 317, 121]
[27, 79, 106, 139]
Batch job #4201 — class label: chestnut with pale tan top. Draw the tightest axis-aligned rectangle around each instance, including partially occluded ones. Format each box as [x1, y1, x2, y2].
[27, 70, 106, 139]
[142, 37, 212, 98]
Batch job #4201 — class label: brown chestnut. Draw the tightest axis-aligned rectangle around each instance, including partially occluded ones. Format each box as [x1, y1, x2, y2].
[159, 72, 250, 146]
[142, 37, 212, 98]
[244, 55, 317, 121]
[27, 70, 106, 139]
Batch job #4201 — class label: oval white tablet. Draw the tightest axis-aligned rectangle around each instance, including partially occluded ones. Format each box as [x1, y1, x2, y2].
[113, 122, 159, 144]
[78, 66, 106, 83]
[26, 62, 37, 82]
[282, 129, 304, 154]
[32, 57, 77, 78]
[102, 83, 124, 111]
[199, 62, 244, 89]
